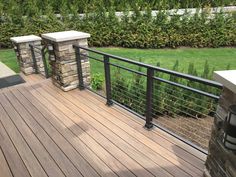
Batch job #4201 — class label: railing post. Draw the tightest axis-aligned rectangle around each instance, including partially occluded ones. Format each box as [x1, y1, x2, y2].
[30, 45, 38, 74]
[104, 55, 113, 106]
[145, 67, 154, 129]
[41, 47, 50, 79]
[75, 47, 85, 90]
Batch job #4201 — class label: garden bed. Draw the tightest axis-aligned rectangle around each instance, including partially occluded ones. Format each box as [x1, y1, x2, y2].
[153, 115, 214, 150]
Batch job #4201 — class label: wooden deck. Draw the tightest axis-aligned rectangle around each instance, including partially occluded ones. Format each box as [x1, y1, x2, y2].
[0, 75, 206, 177]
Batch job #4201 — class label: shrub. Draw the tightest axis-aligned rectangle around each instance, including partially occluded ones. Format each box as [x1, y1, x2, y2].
[0, 3, 236, 49]
[110, 60, 223, 119]
[91, 73, 104, 90]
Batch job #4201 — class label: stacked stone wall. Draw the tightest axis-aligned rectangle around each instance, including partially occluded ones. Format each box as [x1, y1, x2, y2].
[46, 38, 90, 91]
[12, 40, 45, 75]
[206, 87, 236, 177]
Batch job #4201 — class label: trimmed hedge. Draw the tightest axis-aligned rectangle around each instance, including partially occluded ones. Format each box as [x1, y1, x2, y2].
[0, 6, 236, 49]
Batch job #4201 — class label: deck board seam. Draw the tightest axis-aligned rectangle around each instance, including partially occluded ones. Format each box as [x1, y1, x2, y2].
[0, 145, 14, 177]
[74, 89, 205, 172]
[6, 89, 67, 177]
[0, 104, 33, 177]
[0, 92, 50, 177]
[78, 86, 206, 162]
[0, 75, 206, 177]
[27, 84, 146, 177]
[41, 83, 196, 176]
[40, 84, 181, 177]
[16, 87, 97, 177]
[65, 91, 198, 176]
[18, 86, 109, 177]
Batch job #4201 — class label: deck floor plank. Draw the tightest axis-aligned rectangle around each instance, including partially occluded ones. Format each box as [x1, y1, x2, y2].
[39, 81, 202, 177]
[34, 83, 178, 177]
[41, 82, 200, 177]
[0, 147, 13, 177]
[3, 91, 66, 177]
[0, 93, 48, 177]
[17, 86, 124, 177]
[76, 88, 206, 168]
[10, 87, 100, 177]
[5, 89, 83, 177]
[69, 88, 203, 176]
[0, 75, 206, 177]
[28, 84, 158, 177]
[0, 121, 31, 177]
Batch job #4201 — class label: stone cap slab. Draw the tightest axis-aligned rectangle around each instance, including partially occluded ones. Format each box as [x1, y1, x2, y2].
[41, 30, 90, 42]
[10, 35, 42, 43]
[214, 70, 236, 93]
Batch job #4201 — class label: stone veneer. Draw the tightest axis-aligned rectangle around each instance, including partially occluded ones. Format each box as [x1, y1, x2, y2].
[10, 35, 45, 75]
[41, 31, 91, 91]
[205, 70, 236, 177]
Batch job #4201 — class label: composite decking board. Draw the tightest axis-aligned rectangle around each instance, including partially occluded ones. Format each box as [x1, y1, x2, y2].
[0, 75, 206, 177]
[75, 89, 205, 170]
[70, 89, 203, 176]
[6, 89, 82, 177]
[42, 83, 201, 177]
[28, 84, 162, 177]
[112, 104, 207, 160]
[19, 74, 44, 85]
[30, 83, 172, 176]
[11, 88, 100, 177]
[17, 86, 126, 177]
[0, 146, 13, 177]
[39, 83, 195, 177]
[76, 85, 206, 163]
[0, 121, 31, 177]
[0, 94, 48, 177]
[37, 83, 184, 177]
[31, 84, 173, 177]
[44, 82, 204, 175]
[3, 91, 66, 177]
[111, 104, 207, 161]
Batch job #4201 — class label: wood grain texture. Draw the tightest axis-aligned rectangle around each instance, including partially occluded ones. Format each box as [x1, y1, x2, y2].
[0, 75, 205, 177]
[0, 147, 13, 177]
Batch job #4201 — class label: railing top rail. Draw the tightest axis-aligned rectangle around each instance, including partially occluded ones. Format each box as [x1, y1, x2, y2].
[74, 45, 223, 89]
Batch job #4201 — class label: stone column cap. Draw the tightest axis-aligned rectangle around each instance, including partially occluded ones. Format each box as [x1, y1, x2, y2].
[214, 70, 236, 93]
[41, 30, 91, 42]
[10, 35, 42, 43]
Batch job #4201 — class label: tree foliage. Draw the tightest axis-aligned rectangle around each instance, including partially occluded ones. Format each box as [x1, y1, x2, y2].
[0, 1, 236, 48]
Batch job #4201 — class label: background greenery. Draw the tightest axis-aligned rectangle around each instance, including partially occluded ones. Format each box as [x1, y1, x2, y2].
[1, 0, 236, 15]
[0, 1, 236, 49]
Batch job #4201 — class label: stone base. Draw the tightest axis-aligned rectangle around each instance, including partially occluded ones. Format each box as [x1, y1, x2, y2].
[11, 37, 45, 76]
[206, 86, 236, 177]
[44, 36, 91, 91]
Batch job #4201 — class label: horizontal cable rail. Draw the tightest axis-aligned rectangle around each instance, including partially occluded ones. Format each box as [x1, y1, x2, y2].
[73, 45, 223, 154]
[74, 45, 223, 88]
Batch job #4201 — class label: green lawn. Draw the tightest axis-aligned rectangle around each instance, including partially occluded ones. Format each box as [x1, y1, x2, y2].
[0, 49, 19, 73]
[93, 47, 236, 73]
[0, 47, 236, 77]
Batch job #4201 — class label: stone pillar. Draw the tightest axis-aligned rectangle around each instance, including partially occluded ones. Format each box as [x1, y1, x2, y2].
[10, 35, 45, 75]
[205, 70, 236, 177]
[41, 31, 91, 91]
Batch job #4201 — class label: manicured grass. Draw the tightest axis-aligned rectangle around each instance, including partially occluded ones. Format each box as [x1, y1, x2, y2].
[0, 48, 235, 78]
[0, 49, 19, 73]
[93, 47, 236, 74]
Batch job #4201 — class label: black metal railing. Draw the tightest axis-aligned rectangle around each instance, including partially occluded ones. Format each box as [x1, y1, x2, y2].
[73, 45, 223, 153]
[29, 44, 50, 78]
